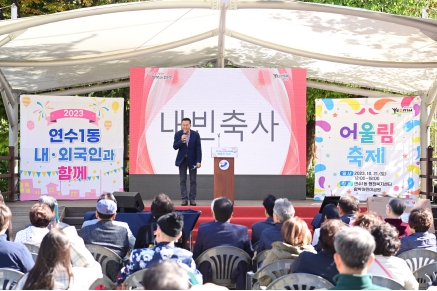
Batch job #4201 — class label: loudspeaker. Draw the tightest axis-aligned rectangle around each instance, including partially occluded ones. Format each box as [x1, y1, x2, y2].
[112, 192, 144, 213]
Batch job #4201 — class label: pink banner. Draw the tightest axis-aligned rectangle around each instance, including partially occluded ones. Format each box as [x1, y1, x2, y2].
[46, 109, 100, 125]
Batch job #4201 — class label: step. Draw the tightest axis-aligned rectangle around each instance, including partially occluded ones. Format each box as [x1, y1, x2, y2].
[66, 206, 95, 217]
[62, 217, 85, 226]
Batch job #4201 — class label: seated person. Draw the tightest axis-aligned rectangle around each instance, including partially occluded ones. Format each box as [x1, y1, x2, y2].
[119, 212, 202, 284]
[257, 198, 295, 253]
[15, 203, 51, 245]
[193, 197, 253, 259]
[0, 204, 34, 273]
[291, 219, 347, 284]
[79, 199, 130, 259]
[312, 203, 340, 249]
[384, 198, 411, 238]
[15, 228, 102, 290]
[259, 217, 316, 287]
[330, 227, 389, 290]
[397, 207, 437, 255]
[38, 195, 70, 230]
[135, 193, 187, 249]
[251, 194, 276, 245]
[368, 223, 418, 290]
[337, 195, 359, 225]
[353, 212, 382, 230]
[142, 260, 190, 290]
[81, 193, 135, 249]
[0, 195, 11, 241]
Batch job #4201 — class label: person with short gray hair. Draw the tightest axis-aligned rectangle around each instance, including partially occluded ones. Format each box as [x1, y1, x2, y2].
[257, 198, 295, 253]
[385, 198, 411, 238]
[38, 195, 70, 230]
[330, 227, 388, 290]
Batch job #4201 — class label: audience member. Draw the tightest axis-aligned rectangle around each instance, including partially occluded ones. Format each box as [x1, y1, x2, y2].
[15, 228, 102, 290]
[368, 223, 418, 290]
[398, 207, 437, 255]
[142, 260, 190, 290]
[257, 198, 295, 253]
[0, 194, 12, 241]
[353, 212, 382, 230]
[0, 204, 34, 273]
[337, 195, 359, 225]
[15, 203, 51, 245]
[193, 197, 253, 259]
[330, 227, 388, 290]
[312, 203, 340, 249]
[259, 217, 315, 287]
[291, 219, 347, 284]
[37, 195, 70, 230]
[135, 193, 187, 249]
[384, 198, 411, 238]
[251, 194, 276, 245]
[81, 193, 135, 249]
[120, 212, 202, 284]
[79, 199, 130, 258]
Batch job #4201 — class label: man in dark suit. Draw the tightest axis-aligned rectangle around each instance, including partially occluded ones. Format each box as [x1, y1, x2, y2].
[173, 118, 202, 206]
[193, 197, 254, 259]
[251, 194, 276, 245]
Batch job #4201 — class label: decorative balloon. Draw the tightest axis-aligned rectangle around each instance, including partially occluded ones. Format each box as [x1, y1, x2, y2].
[22, 96, 31, 107]
[27, 120, 35, 130]
[104, 120, 112, 130]
[112, 101, 120, 113]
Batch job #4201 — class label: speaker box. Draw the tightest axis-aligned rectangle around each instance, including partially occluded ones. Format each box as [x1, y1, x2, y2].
[112, 192, 144, 213]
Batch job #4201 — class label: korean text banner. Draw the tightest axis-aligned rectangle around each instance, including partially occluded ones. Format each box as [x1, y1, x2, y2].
[314, 97, 421, 201]
[20, 95, 124, 201]
[130, 68, 306, 175]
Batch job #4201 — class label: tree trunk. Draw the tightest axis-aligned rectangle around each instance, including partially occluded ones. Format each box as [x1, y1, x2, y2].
[306, 120, 315, 171]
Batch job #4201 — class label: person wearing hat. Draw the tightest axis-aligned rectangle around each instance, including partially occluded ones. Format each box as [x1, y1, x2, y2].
[119, 212, 202, 284]
[79, 199, 130, 259]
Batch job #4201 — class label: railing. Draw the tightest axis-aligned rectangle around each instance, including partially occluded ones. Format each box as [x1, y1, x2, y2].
[419, 146, 437, 200]
[0, 146, 19, 201]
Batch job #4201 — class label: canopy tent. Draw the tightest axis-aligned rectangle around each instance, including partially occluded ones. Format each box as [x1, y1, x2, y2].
[0, 0, 436, 189]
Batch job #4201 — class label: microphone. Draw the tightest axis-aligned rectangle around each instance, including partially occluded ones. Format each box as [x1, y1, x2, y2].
[182, 131, 187, 143]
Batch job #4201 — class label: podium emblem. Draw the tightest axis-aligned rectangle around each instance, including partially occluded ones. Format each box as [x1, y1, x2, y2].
[219, 160, 230, 171]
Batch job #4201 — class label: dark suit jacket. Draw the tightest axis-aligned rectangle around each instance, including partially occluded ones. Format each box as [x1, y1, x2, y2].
[173, 129, 202, 168]
[193, 221, 254, 259]
[291, 250, 338, 284]
[251, 217, 275, 244]
[257, 223, 283, 253]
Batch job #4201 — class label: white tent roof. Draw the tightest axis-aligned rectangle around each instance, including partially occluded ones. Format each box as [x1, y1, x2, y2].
[0, 0, 437, 95]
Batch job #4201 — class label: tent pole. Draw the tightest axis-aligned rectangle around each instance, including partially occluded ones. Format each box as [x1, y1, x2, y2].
[306, 81, 404, 97]
[217, 2, 228, 68]
[0, 70, 16, 107]
[420, 91, 429, 196]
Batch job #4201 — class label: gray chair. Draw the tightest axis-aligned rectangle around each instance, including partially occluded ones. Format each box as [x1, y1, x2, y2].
[85, 244, 123, 283]
[0, 268, 24, 290]
[195, 246, 252, 289]
[89, 275, 116, 290]
[30, 252, 38, 262]
[122, 269, 148, 290]
[252, 250, 270, 272]
[413, 262, 437, 290]
[397, 249, 437, 272]
[248, 258, 295, 290]
[372, 275, 406, 290]
[23, 243, 39, 254]
[266, 273, 334, 290]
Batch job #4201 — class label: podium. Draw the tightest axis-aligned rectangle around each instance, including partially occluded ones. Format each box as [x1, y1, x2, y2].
[212, 147, 238, 203]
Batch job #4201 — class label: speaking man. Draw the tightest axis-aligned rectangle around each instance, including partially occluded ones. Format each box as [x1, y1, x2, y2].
[173, 118, 202, 206]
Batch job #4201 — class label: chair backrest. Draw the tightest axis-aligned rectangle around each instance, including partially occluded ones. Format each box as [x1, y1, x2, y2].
[252, 259, 295, 290]
[31, 252, 38, 263]
[123, 269, 148, 290]
[85, 244, 123, 282]
[372, 275, 406, 290]
[413, 262, 437, 290]
[195, 246, 252, 288]
[397, 249, 437, 272]
[89, 275, 116, 290]
[0, 268, 24, 290]
[23, 243, 40, 254]
[266, 273, 334, 290]
[252, 250, 270, 272]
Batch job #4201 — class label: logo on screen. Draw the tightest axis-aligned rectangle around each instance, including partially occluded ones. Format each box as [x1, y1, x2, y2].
[219, 160, 229, 171]
[273, 73, 289, 80]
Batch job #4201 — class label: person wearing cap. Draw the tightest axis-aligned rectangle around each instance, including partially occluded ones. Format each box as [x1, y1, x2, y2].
[119, 212, 202, 284]
[79, 199, 130, 259]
